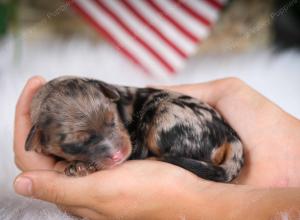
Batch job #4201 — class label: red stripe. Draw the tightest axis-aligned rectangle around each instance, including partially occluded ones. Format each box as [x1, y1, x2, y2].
[94, 0, 175, 73]
[146, 0, 199, 43]
[122, 0, 188, 58]
[203, 0, 223, 10]
[172, 0, 212, 26]
[70, 1, 150, 74]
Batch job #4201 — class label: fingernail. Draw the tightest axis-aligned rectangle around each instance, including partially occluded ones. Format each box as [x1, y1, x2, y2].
[14, 176, 33, 197]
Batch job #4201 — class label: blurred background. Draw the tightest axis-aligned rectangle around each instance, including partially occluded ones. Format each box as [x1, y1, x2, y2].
[0, 0, 300, 219]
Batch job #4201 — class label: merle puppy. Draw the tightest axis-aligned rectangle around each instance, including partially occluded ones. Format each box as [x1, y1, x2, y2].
[25, 76, 244, 182]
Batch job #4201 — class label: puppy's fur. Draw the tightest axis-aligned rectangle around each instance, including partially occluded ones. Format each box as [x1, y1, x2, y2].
[26, 76, 244, 182]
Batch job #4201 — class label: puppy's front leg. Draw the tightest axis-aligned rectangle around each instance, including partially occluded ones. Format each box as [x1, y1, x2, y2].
[65, 161, 96, 177]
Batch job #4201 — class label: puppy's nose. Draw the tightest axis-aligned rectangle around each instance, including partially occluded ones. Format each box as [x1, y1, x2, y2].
[111, 150, 123, 161]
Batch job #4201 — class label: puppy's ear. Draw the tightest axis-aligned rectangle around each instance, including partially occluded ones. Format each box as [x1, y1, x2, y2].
[25, 124, 43, 153]
[99, 82, 120, 101]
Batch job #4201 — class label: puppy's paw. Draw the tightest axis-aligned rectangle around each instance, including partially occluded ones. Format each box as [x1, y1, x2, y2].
[64, 161, 96, 177]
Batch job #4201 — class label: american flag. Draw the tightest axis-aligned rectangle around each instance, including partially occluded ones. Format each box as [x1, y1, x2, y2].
[70, 0, 226, 78]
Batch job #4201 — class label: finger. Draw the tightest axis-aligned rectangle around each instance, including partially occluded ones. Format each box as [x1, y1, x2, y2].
[14, 170, 93, 207]
[13, 76, 55, 171]
[14, 153, 55, 171]
[59, 205, 105, 220]
[15, 76, 46, 117]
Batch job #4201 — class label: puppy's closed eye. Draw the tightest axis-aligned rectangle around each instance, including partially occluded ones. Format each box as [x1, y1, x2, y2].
[60, 134, 105, 156]
[84, 134, 104, 145]
[60, 142, 88, 155]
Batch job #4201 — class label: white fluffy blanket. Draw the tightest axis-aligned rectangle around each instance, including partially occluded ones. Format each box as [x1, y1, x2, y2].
[0, 38, 300, 219]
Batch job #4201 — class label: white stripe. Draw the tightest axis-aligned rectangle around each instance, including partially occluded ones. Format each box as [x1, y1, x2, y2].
[185, 0, 219, 22]
[129, 0, 196, 55]
[75, 0, 168, 78]
[155, 0, 209, 39]
[103, 0, 184, 69]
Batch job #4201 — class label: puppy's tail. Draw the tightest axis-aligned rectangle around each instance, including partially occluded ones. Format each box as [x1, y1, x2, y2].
[161, 140, 244, 182]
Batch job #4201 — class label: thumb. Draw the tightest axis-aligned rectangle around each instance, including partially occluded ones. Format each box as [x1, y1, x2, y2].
[14, 171, 92, 206]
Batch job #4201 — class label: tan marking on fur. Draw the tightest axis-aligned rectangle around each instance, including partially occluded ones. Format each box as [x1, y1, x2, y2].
[73, 132, 90, 143]
[224, 142, 233, 162]
[211, 142, 229, 165]
[117, 127, 133, 158]
[146, 125, 161, 156]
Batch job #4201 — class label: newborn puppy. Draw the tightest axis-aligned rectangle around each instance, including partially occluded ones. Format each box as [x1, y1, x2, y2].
[25, 76, 244, 182]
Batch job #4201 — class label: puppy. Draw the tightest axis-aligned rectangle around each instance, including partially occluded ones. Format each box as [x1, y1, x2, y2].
[25, 76, 244, 182]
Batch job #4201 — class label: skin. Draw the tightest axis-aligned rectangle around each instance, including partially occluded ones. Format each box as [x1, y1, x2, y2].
[13, 76, 300, 219]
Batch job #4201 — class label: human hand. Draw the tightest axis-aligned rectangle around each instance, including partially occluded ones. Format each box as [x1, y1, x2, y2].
[14, 159, 221, 220]
[13, 77, 300, 219]
[13, 158, 300, 220]
[159, 78, 300, 187]
[13, 89, 210, 220]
